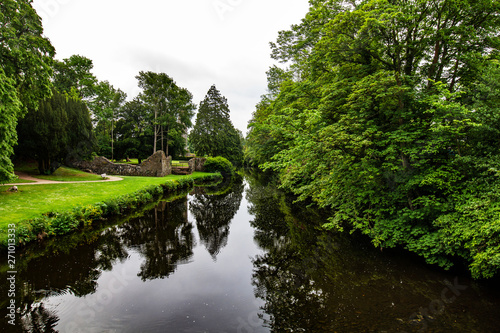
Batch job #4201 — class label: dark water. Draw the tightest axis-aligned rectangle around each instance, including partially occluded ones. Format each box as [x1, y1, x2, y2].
[1, 173, 500, 332]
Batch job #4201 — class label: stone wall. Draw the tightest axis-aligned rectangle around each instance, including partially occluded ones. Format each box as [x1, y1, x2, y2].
[70, 151, 172, 177]
[190, 157, 206, 172]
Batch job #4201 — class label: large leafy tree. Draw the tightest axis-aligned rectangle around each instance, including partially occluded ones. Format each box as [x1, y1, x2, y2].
[0, 0, 55, 182]
[52, 55, 97, 100]
[248, 0, 500, 278]
[136, 71, 195, 156]
[189, 85, 243, 165]
[114, 97, 154, 163]
[90, 81, 126, 160]
[0, 69, 22, 183]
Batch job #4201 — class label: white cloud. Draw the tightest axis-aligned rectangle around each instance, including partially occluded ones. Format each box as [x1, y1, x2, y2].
[32, 0, 310, 132]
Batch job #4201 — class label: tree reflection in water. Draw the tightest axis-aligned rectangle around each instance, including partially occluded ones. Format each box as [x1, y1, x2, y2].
[122, 197, 195, 281]
[246, 171, 500, 333]
[20, 303, 59, 333]
[189, 177, 244, 261]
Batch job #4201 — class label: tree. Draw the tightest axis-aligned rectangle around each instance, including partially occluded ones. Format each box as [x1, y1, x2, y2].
[247, 0, 500, 278]
[189, 85, 244, 165]
[0, 69, 22, 183]
[52, 55, 97, 100]
[114, 98, 153, 163]
[136, 71, 195, 157]
[89, 81, 126, 160]
[0, 0, 55, 182]
[16, 91, 95, 174]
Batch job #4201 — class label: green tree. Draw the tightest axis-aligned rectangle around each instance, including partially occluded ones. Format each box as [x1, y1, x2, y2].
[248, 0, 500, 278]
[52, 55, 97, 100]
[90, 81, 126, 160]
[16, 91, 95, 174]
[114, 98, 153, 163]
[0, 69, 22, 183]
[136, 71, 195, 157]
[189, 85, 244, 165]
[0, 0, 55, 182]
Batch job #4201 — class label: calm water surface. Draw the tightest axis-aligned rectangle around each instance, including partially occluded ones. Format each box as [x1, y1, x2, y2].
[1, 173, 500, 332]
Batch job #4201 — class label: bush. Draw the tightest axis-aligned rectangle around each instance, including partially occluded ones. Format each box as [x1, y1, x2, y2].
[203, 156, 234, 176]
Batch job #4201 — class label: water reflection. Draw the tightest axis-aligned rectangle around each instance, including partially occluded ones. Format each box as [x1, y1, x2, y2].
[0, 173, 499, 332]
[190, 178, 245, 260]
[0, 177, 251, 332]
[122, 197, 195, 281]
[246, 170, 500, 333]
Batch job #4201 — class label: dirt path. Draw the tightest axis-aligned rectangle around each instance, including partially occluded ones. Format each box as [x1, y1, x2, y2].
[4, 171, 123, 186]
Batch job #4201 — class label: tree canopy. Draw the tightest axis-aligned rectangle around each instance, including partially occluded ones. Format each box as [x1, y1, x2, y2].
[136, 71, 195, 157]
[53, 55, 97, 100]
[0, 0, 55, 182]
[16, 91, 95, 174]
[247, 0, 500, 278]
[189, 85, 244, 165]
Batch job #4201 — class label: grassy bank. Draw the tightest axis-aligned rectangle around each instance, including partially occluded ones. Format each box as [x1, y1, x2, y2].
[0, 172, 221, 248]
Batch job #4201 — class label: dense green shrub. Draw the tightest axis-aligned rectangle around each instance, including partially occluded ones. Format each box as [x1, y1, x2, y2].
[203, 156, 234, 176]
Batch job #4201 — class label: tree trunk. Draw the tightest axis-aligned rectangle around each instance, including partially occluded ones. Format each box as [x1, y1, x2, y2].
[153, 106, 158, 154]
[161, 125, 164, 154]
[165, 125, 169, 157]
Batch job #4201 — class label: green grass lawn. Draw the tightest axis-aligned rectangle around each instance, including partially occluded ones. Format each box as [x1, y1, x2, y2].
[115, 159, 189, 167]
[14, 162, 103, 182]
[35, 166, 103, 182]
[172, 161, 189, 167]
[115, 158, 140, 165]
[0, 172, 215, 229]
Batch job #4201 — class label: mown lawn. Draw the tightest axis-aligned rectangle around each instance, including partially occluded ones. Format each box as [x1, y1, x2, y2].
[14, 162, 103, 182]
[35, 166, 104, 182]
[0, 172, 215, 229]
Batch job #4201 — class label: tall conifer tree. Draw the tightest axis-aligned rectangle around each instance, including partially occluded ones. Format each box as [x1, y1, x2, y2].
[189, 85, 243, 165]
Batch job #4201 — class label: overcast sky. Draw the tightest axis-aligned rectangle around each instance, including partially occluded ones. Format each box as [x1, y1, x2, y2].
[32, 0, 310, 133]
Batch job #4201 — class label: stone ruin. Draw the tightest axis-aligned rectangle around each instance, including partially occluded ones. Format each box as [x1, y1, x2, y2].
[69, 151, 206, 177]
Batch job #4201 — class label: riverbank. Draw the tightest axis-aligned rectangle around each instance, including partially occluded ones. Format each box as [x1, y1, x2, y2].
[0, 172, 222, 248]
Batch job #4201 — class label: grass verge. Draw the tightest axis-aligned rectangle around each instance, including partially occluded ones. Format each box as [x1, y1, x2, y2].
[13, 162, 103, 182]
[34, 166, 103, 182]
[0, 172, 221, 248]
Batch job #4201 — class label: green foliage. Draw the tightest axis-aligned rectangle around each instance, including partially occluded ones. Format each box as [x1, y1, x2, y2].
[0, 69, 21, 183]
[136, 71, 195, 157]
[247, 0, 500, 278]
[16, 91, 95, 174]
[189, 85, 244, 165]
[89, 80, 126, 160]
[0, 0, 55, 113]
[203, 156, 235, 176]
[52, 55, 97, 100]
[0, 0, 55, 182]
[114, 97, 153, 162]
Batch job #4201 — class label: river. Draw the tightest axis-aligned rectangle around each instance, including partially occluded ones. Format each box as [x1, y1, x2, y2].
[1, 172, 499, 332]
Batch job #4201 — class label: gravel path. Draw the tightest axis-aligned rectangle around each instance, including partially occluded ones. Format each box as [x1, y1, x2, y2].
[3, 171, 123, 186]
